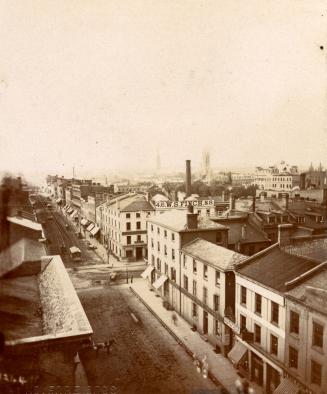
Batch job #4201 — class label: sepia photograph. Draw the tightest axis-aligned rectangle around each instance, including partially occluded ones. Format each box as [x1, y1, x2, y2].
[0, 1, 326, 393]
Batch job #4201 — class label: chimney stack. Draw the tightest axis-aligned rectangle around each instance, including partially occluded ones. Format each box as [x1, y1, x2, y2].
[252, 196, 256, 212]
[185, 160, 192, 197]
[187, 212, 198, 229]
[278, 224, 293, 246]
[229, 193, 235, 210]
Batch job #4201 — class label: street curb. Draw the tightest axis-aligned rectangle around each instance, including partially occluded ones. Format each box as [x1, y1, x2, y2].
[129, 286, 227, 392]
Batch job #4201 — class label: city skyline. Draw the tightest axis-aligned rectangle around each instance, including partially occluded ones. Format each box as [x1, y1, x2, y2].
[0, 1, 326, 176]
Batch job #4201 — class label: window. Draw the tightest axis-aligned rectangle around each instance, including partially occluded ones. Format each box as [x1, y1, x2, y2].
[240, 315, 246, 332]
[172, 249, 175, 260]
[213, 295, 219, 312]
[311, 360, 322, 386]
[172, 233, 175, 241]
[270, 334, 278, 356]
[164, 230, 167, 238]
[126, 222, 131, 230]
[136, 221, 141, 230]
[136, 212, 140, 218]
[127, 236, 131, 245]
[164, 245, 167, 256]
[216, 232, 222, 243]
[312, 322, 324, 348]
[183, 254, 187, 268]
[157, 258, 161, 271]
[183, 275, 188, 291]
[192, 303, 197, 317]
[254, 324, 261, 344]
[151, 255, 155, 265]
[271, 302, 279, 325]
[137, 235, 141, 242]
[151, 224, 153, 232]
[290, 311, 299, 334]
[215, 320, 220, 336]
[255, 293, 262, 315]
[192, 280, 197, 296]
[126, 213, 130, 219]
[289, 346, 298, 369]
[170, 267, 176, 281]
[151, 239, 154, 249]
[215, 270, 220, 285]
[203, 287, 208, 305]
[157, 242, 160, 252]
[193, 259, 197, 274]
[241, 286, 247, 305]
[203, 264, 208, 280]
[164, 263, 168, 275]
[157, 227, 160, 235]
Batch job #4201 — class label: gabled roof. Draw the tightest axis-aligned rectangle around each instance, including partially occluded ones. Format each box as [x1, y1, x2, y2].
[237, 245, 320, 293]
[182, 238, 247, 271]
[121, 199, 155, 212]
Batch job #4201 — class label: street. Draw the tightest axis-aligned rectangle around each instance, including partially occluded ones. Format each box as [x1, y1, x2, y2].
[78, 285, 220, 394]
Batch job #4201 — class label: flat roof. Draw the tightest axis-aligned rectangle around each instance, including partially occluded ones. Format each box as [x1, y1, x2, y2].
[283, 238, 327, 262]
[182, 238, 247, 271]
[237, 245, 319, 293]
[149, 210, 227, 232]
[7, 216, 42, 231]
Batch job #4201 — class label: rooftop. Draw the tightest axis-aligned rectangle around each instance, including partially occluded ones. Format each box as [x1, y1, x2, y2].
[0, 238, 46, 278]
[149, 210, 227, 232]
[7, 216, 42, 232]
[182, 238, 247, 271]
[237, 245, 320, 293]
[283, 238, 327, 263]
[214, 218, 269, 244]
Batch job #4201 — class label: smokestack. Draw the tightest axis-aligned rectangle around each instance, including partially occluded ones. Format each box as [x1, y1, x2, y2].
[186, 160, 192, 197]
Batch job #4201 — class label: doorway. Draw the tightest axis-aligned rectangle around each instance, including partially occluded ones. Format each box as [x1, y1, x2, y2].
[136, 247, 143, 260]
[203, 311, 208, 334]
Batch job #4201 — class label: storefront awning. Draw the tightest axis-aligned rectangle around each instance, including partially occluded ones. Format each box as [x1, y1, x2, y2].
[141, 265, 154, 279]
[228, 341, 247, 366]
[70, 210, 78, 218]
[63, 204, 68, 210]
[56, 198, 62, 203]
[91, 225, 100, 236]
[80, 218, 88, 226]
[152, 275, 168, 290]
[67, 208, 73, 214]
[273, 378, 300, 394]
[87, 223, 95, 232]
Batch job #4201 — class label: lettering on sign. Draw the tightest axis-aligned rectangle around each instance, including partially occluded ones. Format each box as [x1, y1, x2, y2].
[155, 200, 214, 209]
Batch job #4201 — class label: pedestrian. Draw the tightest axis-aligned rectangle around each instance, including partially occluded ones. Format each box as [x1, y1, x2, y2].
[172, 313, 177, 325]
[235, 378, 243, 394]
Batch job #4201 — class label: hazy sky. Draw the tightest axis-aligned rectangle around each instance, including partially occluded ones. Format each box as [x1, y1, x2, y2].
[0, 0, 326, 177]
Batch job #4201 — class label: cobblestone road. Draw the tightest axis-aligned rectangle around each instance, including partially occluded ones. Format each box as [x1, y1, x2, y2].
[79, 285, 221, 394]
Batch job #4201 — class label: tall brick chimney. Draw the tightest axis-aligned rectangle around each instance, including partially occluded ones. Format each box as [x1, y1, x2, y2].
[185, 160, 192, 197]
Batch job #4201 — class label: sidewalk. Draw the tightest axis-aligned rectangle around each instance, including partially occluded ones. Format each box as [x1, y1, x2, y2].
[128, 279, 263, 394]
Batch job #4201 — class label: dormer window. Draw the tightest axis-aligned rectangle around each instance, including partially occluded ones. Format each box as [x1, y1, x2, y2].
[297, 216, 305, 224]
